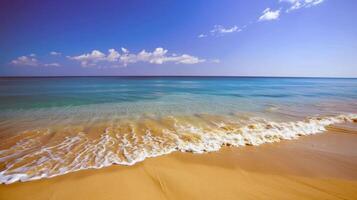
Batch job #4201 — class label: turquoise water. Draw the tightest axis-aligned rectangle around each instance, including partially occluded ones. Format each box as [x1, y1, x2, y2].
[0, 77, 356, 113]
[0, 77, 356, 184]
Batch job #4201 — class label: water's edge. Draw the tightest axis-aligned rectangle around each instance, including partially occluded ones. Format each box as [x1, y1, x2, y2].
[0, 113, 356, 185]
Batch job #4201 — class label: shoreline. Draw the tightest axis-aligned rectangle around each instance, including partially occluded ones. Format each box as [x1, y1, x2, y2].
[0, 114, 355, 184]
[1, 123, 356, 200]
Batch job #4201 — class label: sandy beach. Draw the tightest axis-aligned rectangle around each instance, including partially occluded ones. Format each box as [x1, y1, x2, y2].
[1, 123, 356, 200]
[1, 0, 357, 198]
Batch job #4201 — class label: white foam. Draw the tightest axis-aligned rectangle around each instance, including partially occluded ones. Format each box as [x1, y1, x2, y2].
[0, 113, 356, 184]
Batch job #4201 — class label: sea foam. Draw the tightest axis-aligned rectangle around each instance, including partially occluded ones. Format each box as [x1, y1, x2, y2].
[0, 113, 356, 184]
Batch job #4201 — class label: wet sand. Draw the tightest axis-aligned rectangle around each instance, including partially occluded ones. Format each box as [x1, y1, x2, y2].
[0, 123, 357, 200]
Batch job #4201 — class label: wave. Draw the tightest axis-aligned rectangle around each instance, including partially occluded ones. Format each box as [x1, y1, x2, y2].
[0, 113, 356, 184]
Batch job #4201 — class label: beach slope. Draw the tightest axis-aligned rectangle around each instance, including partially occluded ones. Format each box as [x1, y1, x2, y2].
[1, 123, 357, 200]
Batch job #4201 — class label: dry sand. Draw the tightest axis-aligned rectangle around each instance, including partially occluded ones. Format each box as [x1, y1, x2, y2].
[0, 123, 357, 200]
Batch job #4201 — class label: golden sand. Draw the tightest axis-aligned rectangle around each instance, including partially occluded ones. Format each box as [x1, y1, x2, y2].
[0, 123, 357, 200]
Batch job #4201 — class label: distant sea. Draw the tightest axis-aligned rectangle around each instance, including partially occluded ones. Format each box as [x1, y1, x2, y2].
[0, 77, 356, 184]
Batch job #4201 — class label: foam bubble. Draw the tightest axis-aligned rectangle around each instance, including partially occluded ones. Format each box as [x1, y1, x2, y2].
[0, 113, 356, 184]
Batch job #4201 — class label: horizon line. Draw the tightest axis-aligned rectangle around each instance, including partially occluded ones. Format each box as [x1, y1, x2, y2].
[0, 75, 356, 79]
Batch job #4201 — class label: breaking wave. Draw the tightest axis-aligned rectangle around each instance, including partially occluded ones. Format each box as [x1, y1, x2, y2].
[0, 113, 356, 184]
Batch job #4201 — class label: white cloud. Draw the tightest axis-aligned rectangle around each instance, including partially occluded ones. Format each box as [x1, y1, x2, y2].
[50, 51, 62, 56]
[11, 55, 62, 67]
[67, 50, 107, 67]
[280, 0, 324, 12]
[120, 47, 206, 65]
[43, 63, 60, 67]
[210, 25, 241, 36]
[198, 25, 241, 38]
[107, 48, 120, 62]
[68, 47, 206, 67]
[198, 34, 207, 38]
[258, 8, 281, 21]
[121, 47, 129, 54]
[11, 56, 39, 66]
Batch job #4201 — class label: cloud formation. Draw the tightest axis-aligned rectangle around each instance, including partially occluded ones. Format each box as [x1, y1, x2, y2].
[210, 25, 240, 35]
[43, 63, 60, 67]
[198, 25, 241, 38]
[68, 50, 107, 67]
[68, 47, 206, 67]
[198, 34, 207, 38]
[199, 0, 324, 38]
[280, 0, 324, 12]
[258, 8, 281, 21]
[11, 56, 39, 66]
[50, 51, 62, 56]
[11, 54, 61, 67]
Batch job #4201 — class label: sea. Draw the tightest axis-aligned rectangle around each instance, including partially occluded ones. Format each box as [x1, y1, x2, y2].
[0, 77, 356, 184]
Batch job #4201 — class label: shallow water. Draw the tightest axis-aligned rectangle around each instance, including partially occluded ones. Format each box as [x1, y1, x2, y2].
[0, 77, 356, 184]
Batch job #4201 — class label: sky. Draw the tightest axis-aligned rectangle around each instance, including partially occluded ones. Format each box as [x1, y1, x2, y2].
[0, 0, 357, 77]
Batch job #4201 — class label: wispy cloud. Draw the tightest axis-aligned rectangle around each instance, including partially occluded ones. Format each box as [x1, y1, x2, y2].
[50, 51, 62, 56]
[68, 47, 207, 67]
[210, 59, 220, 63]
[11, 54, 61, 67]
[258, 8, 281, 21]
[210, 25, 240, 35]
[199, 0, 324, 38]
[11, 56, 39, 66]
[43, 63, 60, 67]
[280, 0, 324, 12]
[198, 34, 207, 38]
[198, 25, 241, 38]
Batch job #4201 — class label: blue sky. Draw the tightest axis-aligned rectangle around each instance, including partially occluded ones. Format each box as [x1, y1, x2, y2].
[0, 0, 356, 77]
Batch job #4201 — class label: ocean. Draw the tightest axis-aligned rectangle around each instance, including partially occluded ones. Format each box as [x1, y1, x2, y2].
[0, 77, 356, 184]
